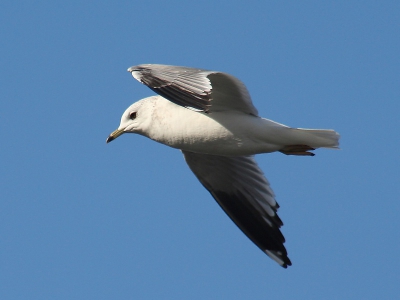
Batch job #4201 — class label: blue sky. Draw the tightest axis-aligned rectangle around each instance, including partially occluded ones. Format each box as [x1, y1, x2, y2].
[1, 1, 399, 299]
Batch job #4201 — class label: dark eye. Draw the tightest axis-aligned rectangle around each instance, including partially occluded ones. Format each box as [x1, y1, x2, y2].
[129, 112, 137, 120]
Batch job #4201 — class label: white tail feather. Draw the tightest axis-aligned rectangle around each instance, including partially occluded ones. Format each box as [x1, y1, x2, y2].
[292, 128, 340, 149]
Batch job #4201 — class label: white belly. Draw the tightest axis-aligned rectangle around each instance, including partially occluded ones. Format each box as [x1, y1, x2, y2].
[146, 100, 284, 156]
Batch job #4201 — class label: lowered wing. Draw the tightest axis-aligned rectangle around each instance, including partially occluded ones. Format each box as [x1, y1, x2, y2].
[182, 150, 291, 268]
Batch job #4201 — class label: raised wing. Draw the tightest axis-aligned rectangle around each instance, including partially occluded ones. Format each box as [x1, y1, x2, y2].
[128, 64, 259, 116]
[182, 151, 291, 268]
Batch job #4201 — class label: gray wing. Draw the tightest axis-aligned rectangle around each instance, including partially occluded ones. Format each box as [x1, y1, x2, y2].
[128, 64, 259, 115]
[182, 151, 291, 268]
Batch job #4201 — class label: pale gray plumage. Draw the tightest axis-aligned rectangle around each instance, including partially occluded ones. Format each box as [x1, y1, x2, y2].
[128, 64, 258, 115]
[107, 64, 340, 268]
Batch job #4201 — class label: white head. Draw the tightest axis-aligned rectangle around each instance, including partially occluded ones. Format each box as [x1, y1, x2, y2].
[106, 96, 156, 143]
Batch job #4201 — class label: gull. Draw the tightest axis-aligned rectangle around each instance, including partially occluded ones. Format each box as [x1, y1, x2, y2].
[107, 64, 340, 268]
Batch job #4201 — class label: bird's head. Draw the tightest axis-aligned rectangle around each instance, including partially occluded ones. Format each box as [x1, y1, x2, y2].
[106, 99, 148, 143]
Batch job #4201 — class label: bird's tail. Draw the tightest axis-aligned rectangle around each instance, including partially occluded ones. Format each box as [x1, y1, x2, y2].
[289, 128, 340, 149]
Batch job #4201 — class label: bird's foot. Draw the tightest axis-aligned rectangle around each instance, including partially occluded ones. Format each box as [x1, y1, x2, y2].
[279, 145, 315, 156]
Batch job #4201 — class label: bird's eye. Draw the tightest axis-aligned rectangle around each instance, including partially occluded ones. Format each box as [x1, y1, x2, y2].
[129, 112, 137, 120]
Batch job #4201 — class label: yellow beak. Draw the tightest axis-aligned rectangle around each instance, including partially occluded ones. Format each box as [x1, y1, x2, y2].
[106, 129, 124, 143]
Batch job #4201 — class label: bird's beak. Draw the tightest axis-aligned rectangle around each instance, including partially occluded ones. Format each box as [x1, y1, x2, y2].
[106, 129, 124, 143]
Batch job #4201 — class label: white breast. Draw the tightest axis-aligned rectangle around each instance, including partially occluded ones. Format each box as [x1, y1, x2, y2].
[144, 97, 283, 156]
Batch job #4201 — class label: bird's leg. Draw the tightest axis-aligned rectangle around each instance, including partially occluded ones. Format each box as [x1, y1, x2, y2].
[279, 145, 315, 156]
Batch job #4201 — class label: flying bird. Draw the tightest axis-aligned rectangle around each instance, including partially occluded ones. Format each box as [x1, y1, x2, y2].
[107, 64, 340, 268]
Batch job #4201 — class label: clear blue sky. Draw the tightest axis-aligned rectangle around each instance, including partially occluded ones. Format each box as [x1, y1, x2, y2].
[1, 1, 399, 299]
